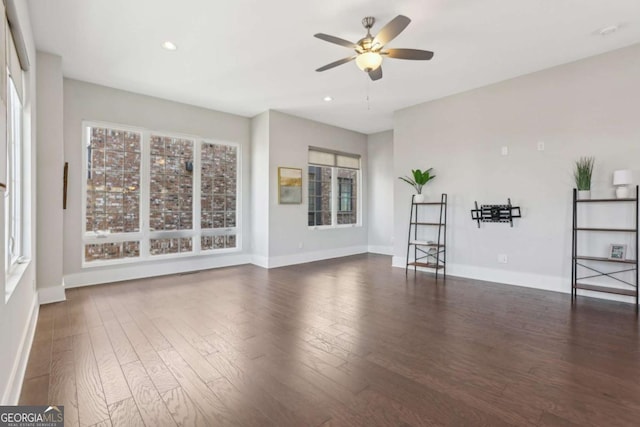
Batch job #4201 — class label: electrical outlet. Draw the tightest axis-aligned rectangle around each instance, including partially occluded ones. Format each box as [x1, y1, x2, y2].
[498, 254, 508, 264]
[501, 146, 508, 156]
[537, 141, 545, 151]
[298, 242, 304, 249]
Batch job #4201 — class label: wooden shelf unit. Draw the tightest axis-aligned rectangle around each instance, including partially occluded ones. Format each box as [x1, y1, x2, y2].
[571, 186, 639, 306]
[405, 194, 447, 279]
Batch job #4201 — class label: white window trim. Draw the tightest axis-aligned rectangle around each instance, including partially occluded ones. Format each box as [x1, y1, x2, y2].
[81, 121, 242, 268]
[5, 260, 29, 302]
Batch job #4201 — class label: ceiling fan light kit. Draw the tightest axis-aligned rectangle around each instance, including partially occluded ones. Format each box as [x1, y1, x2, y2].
[355, 51, 382, 72]
[314, 15, 434, 81]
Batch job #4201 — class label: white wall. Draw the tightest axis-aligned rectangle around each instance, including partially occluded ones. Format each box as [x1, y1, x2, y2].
[393, 43, 640, 302]
[63, 79, 252, 287]
[35, 52, 64, 302]
[250, 111, 269, 267]
[367, 130, 394, 255]
[265, 111, 368, 267]
[0, 0, 39, 404]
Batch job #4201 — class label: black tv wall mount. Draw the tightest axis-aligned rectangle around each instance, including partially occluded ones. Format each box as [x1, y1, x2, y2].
[471, 199, 521, 228]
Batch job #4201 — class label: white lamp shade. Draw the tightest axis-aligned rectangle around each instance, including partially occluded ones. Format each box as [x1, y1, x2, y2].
[355, 52, 382, 72]
[613, 169, 632, 185]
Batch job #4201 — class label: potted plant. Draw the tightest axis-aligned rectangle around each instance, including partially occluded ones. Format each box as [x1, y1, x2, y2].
[399, 168, 436, 203]
[574, 156, 594, 199]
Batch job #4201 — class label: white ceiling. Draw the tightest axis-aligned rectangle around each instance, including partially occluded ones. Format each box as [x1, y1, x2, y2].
[28, 0, 640, 134]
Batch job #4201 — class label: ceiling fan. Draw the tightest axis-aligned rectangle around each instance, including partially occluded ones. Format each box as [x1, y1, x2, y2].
[314, 15, 434, 81]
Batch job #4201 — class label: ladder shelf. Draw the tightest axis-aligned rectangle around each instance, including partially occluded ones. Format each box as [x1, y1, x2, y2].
[405, 193, 447, 279]
[571, 186, 639, 307]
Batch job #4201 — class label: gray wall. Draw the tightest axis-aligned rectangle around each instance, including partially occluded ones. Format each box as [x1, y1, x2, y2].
[250, 111, 269, 264]
[36, 52, 63, 293]
[266, 111, 368, 266]
[367, 130, 394, 254]
[393, 43, 640, 301]
[63, 79, 252, 286]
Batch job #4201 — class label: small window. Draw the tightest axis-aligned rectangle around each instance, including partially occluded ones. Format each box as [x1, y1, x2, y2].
[308, 148, 360, 227]
[308, 165, 332, 226]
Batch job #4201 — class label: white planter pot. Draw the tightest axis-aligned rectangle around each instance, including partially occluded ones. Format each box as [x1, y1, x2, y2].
[577, 190, 591, 200]
[414, 194, 425, 203]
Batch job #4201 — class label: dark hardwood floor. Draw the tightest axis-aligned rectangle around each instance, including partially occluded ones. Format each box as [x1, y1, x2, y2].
[19, 254, 640, 426]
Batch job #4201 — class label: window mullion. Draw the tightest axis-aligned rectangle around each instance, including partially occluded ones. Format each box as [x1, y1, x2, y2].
[357, 170, 362, 225]
[194, 139, 202, 254]
[140, 130, 151, 259]
[331, 167, 337, 226]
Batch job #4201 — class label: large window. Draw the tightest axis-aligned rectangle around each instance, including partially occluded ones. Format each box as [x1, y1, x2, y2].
[5, 73, 23, 272]
[149, 135, 193, 255]
[201, 143, 237, 250]
[5, 25, 30, 302]
[85, 126, 142, 262]
[308, 148, 360, 227]
[83, 122, 239, 265]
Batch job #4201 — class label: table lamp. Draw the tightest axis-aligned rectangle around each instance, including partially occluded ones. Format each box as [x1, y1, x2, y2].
[613, 170, 632, 198]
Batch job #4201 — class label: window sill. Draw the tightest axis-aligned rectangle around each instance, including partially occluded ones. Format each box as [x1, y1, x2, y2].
[308, 224, 361, 230]
[81, 246, 241, 269]
[5, 259, 31, 303]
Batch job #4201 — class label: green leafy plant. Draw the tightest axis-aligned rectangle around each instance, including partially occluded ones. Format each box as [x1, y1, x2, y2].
[574, 157, 595, 190]
[399, 168, 436, 194]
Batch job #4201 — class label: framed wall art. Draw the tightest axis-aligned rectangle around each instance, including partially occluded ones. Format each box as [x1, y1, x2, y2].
[278, 167, 303, 204]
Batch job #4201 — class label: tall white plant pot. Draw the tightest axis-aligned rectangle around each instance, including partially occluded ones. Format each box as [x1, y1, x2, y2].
[577, 190, 591, 200]
[414, 194, 425, 203]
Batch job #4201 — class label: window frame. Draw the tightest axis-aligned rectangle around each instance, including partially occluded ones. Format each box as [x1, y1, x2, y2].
[199, 140, 240, 252]
[307, 148, 361, 230]
[307, 165, 333, 228]
[5, 73, 23, 274]
[147, 130, 196, 257]
[81, 121, 241, 268]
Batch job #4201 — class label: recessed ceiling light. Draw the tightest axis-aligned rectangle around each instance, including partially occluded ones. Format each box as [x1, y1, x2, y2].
[598, 25, 619, 36]
[162, 41, 177, 51]
[323, 96, 333, 102]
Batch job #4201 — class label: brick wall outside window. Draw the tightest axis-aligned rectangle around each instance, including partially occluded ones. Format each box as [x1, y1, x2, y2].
[83, 123, 240, 264]
[85, 127, 141, 262]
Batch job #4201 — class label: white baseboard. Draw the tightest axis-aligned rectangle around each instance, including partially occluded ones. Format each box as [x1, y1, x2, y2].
[251, 255, 269, 268]
[64, 254, 253, 288]
[392, 256, 636, 304]
[38, 285, 66, 305]
[2, 294, 39, 405]
[367, 245, 393, 256]
[260, 246, 368, 269]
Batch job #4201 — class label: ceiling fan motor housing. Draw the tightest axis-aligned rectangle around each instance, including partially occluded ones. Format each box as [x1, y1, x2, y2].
[362, 17, 375, 30]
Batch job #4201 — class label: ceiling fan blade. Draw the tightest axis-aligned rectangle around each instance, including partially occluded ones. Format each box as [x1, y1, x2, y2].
[368, 66, 382, 81]
[372, 15, 411, 47]
[383, 48, 434, 60]
[314, 33, 358, 49]
[316, 56, 356, 72]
